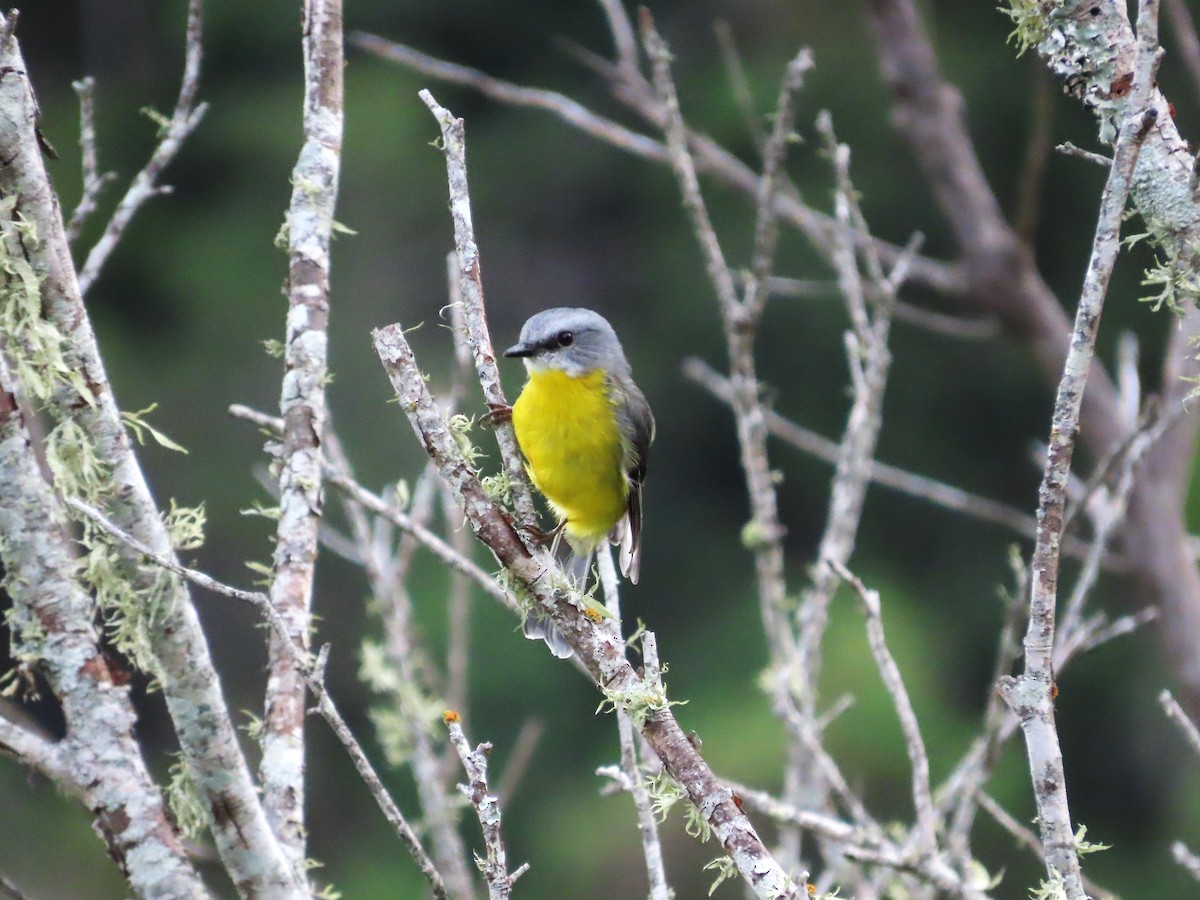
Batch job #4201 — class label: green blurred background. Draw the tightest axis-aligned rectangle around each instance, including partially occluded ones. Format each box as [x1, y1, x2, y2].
[4, 0, 1200, 897]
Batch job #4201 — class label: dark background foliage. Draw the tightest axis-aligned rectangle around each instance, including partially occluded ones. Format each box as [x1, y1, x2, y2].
[4, 1, 1199, 897]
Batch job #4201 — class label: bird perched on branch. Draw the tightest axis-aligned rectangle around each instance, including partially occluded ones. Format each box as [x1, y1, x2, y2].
[498, 307, 654, 656]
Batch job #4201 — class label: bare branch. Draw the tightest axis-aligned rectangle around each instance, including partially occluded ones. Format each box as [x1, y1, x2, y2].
[0, 362, 205, 897]
[64, 77, 115, 243]
[446, 714, 528, 899]
[998, 4, 1162, 892]
[229, 403, 514, 609]
[350, 31, 969, 298]
[596, 549, 670, 900]
[832, 562, 936, 853]
[261, 0, 344, 862]
[1160, 689, 1200, 756]
[75, 0, 208, 295]
[418, 89, 539, 531]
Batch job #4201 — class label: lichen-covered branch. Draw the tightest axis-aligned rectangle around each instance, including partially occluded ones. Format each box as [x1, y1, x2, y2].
[0, 361, 206, 898]
[67, 496, 450, 900]
[262, 0, 344, 864]
[0, 15, 301, 896]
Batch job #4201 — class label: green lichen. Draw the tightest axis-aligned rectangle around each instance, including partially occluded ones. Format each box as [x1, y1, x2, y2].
[1000, 0, 1059, 56]
[165, 755, 210, 840]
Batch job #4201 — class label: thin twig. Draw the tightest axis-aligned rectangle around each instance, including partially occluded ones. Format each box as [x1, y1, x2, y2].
[76, 0, 208, 294]
[1173, 841, 1200, 882]
[682, 357, 1053, 546]
[446, 715, 528, 899]
[418, 89, 538, 532]
[596, 548, 671, 900]
[325, 430, 476, 899]
[1055, 142, 1113, 167]
[228, 403, 513, 609]
[976, 792, 1116, 900]
[1160, 689, 1200, 756]
[65, 496, 451, 900]
[350, 30, 967, 298]
[998, 3, 1163, 893]
[831, 561, 936, 854]
[64, 77, 115, 243]
[0, 18, 297, 886]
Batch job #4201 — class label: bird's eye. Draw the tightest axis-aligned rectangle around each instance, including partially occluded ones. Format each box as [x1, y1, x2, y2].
[557, 331, 574, 347]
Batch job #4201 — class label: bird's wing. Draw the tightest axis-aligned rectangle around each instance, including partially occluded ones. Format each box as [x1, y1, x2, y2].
[612, 377, 655, 583]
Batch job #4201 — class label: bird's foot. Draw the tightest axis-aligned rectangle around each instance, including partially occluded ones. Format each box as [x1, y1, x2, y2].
[481, 402, 512, 428]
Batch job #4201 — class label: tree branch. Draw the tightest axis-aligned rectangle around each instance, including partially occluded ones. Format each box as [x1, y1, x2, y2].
[0, 15, 301, 894]
[75, 0, 207, 295]
[261, 0, 344, 864]
[998, 4, 1162, 893]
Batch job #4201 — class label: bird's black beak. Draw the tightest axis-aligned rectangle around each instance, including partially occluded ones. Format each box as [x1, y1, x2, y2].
[504, 342, 535, 358]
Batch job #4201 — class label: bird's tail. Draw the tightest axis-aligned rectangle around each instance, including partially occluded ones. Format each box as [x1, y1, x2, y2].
[519, 533, 598, 659]
[522, 615, 573, 659]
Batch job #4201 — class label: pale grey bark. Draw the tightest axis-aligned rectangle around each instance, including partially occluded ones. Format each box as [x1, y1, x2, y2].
[262, 0, 344, 866]
[0, 359, 207, 899]
[0, 15, 302, 896]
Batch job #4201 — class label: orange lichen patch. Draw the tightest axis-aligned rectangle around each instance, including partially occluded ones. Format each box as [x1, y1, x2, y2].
[442, 709, 460, 724]
[583, 607, 604, 623]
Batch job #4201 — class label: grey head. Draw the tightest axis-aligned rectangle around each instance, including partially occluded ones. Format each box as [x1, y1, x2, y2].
[504, 307, 630, 377]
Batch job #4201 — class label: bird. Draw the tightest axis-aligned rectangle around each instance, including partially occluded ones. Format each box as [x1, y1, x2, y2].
[500, 307, 655, 656]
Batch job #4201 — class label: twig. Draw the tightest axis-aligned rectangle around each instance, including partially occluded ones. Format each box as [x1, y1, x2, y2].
[324, 430, 476, 899]
[831, 561, 936, 854]
[350, 30, 967, 298]
[597, 548, 671, 900]
[75, 0, 208, 294]
[64, 77, 115, 243]
[418, 89, 539, 531]
[0, 362, 206, 897]
[1173, 841, 1200, 882]
[1165, 0, 1200, 106]
[65, 496, 451, 900]
[229, 403, 513, 609]
[976, 792, 1115, 900]
[446, 714, 528, 899]
[0, 875, 31, 900]
[998, 4, 1162, 894]
[1160, 689, 1200, 756]
[0, 710, 70, 790]
[1056, 142, 1113, 167]
[260, 0, 344, 864]
[796, 111, 901, 672]
[682, 357, 1053, 546]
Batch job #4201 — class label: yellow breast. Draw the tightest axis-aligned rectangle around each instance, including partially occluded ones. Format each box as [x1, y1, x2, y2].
[510, 367, 627, 545]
